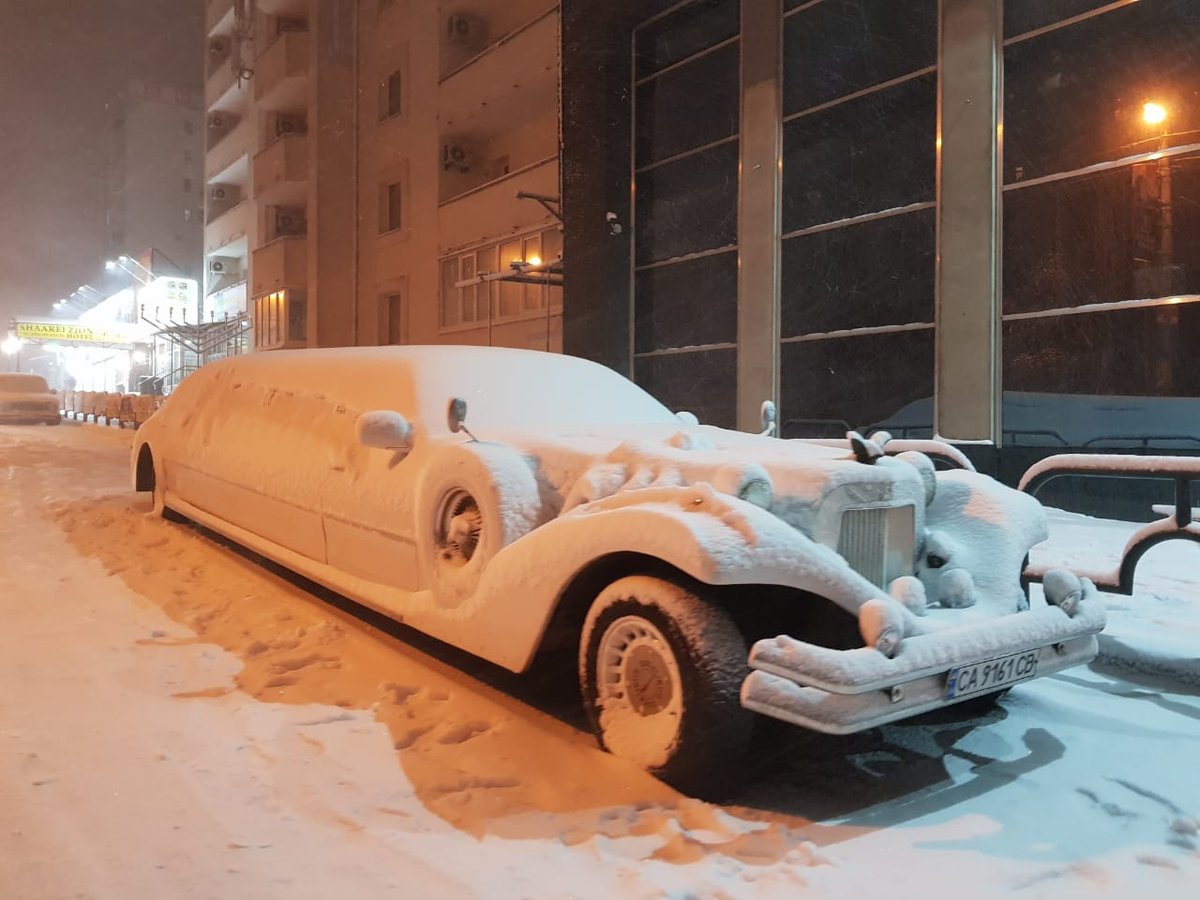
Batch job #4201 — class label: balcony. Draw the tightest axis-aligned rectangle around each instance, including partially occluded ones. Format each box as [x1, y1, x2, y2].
[206, 0, 233, 35]
[255, 30, 309, 111]
[253, 135, 308, 206]
[205, 200, 254, 257]
[439, 156, 558, 251]
[439, 9, 557, 130]
[252, 236, 308, 296]
[440, 1, 557, 81]
[206, 115, 252, 182]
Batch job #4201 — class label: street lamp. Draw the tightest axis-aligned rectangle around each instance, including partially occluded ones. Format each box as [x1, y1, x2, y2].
[1141, 101, 1173, 262]
[2, 335, 21, 370]
[1142, 101, 1168, 127]
[106, 257, 152, 286]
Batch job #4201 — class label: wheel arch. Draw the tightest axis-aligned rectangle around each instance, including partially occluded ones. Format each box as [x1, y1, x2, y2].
[537, 551, 696, 655]
[134, 442, 156, 492]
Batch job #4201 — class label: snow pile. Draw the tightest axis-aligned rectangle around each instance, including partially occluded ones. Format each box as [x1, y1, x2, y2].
[1031, 506, 1200, 687]
[4, 423, 1200, 900]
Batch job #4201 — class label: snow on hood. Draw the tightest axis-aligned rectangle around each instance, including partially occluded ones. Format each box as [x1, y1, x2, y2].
[483, 422, 926, 541]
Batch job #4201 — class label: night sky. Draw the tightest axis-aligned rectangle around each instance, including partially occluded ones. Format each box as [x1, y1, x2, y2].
[0, 0, 202, 323]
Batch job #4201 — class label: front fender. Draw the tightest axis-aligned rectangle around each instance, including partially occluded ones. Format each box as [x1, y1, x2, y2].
[446, 483, 890, 672]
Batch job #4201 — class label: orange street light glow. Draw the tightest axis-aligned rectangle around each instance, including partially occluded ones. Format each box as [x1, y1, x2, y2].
[1143, 102, 1168, 126]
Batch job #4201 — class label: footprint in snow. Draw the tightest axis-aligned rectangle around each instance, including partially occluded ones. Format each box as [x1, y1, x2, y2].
[438, 720, 491, 745]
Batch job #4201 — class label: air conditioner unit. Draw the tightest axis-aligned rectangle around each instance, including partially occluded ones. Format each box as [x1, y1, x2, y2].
[446, 14, 486, 50]
[275, 114, 307, 137]
[210, 186, 227, 201]
[442, 142, 477, 174]
[208, 260, 226, 274]
[208, 37, 230, 57]
[207, 114, 226, 131]
[276, 18, 306, 34]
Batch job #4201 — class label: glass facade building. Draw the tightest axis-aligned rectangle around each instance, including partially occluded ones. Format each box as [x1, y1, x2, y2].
[562, 0, 1200, 487]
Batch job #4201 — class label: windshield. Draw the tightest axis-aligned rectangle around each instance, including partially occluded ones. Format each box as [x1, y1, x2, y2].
[0, 374, 50, 394]
[410, 348, 678, 432]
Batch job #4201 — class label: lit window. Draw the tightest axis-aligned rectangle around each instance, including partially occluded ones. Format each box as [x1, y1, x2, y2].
[438, 226, 561, 330]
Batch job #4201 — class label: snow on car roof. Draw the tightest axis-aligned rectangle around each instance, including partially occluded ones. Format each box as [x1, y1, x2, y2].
[180, 345, 680, 431]
[0, 373, 51, 393]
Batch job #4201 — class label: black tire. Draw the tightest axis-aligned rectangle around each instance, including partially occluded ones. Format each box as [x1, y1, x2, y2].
[579, 575, 753, 797]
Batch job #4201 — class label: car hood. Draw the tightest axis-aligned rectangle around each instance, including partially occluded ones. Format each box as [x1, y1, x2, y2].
[483, 422, 925, 540]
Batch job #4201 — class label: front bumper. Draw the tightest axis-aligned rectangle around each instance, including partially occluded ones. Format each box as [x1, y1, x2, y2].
[740, 586, 1105, 734]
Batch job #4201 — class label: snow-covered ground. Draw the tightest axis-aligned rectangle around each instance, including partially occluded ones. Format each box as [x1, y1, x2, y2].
[1, 422, 1197, 899]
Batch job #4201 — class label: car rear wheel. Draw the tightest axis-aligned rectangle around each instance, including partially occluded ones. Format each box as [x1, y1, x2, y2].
[579, 575, 753, 796]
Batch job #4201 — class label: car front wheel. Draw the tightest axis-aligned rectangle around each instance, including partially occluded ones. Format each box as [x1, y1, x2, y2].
[579, 575, 753, 795]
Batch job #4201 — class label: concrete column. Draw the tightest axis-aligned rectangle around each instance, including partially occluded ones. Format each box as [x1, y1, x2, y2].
[308, 0, 358, 348]
[736, 0, 783, 434]
[936, 0, 1003, 443]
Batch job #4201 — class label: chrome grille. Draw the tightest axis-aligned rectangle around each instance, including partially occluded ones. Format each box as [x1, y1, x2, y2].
[837, 505, 916, 586]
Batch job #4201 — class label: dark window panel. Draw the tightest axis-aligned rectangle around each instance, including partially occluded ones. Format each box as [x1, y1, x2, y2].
[1004, 305, 1200, 401]
[781, 208, 934, 337]
[636, 42, 739, 167]
[635, 347, 737, 428]
[1004, 0, 1122, 38]
[782, 74, 935, 231]
[635, 0, 740, 80]
[635, 140, 739, 264]
[780, 329, 935, 438]
[783, 0, 936, 115]
[1004, 156, 1200, 315]
[1003, 0, 1200, 183]
[635, 251, 738, 353]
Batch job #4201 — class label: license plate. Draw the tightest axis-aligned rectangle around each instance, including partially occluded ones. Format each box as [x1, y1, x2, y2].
[946, 649, 1040, 700]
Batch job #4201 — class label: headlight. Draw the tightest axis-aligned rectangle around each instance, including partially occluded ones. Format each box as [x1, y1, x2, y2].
[737, 477, 773, 510]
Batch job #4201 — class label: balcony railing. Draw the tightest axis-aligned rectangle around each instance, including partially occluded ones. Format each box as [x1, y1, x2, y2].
[252, 236, 308, 296]
[206, 116, 252, 182]
[255, 30, 309, 109]
[253, 135, 308, 205]
[205, 0, 233, 35]
[204, 200, 254, 256]
[439, 156, 559, 250]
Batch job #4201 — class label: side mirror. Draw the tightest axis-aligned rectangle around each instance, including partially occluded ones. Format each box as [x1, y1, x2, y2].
[356, 410, 414, 452]
[448, 397, 468, 433]
[760, 400, 777, 437]
[676, 410, 700, 426]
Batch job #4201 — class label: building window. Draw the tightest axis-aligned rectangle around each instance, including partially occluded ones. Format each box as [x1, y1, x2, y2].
[253, 290, 298, 350]
[287, 289, 307, 344]
[379, 69, 403, 121]
[380, 291, 405, 344]
[183, 119, 194, 135]
[182, 178, 192, 193]
[379, 180, 403, 233]
[439, 226, 562, 329]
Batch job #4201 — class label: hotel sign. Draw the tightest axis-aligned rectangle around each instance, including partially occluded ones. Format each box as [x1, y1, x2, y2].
[14, 321, 140, 345]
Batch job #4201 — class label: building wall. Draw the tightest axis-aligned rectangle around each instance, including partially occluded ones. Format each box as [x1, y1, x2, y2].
[559, 0, 1200, 482]
[105, 80, 205, 279]
[202, 0, 562, 356]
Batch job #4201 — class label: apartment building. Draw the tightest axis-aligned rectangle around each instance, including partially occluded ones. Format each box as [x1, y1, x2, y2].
[202, 0, 561, 354]
[104, 79, 205, 279]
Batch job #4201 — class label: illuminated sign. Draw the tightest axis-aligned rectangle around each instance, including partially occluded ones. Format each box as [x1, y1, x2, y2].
[15, 321, 141, 345]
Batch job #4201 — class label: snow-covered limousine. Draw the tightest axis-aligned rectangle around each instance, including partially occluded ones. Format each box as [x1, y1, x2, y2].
[132, 347, 1104, 791]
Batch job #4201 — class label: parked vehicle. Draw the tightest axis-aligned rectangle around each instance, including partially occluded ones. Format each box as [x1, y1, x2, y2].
[131, 346, 1104, 790]
[0, 373, 61, 425]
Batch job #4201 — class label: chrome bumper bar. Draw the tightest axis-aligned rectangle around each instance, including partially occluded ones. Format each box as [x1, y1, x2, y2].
[741, 588, 1105, 734]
